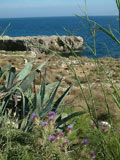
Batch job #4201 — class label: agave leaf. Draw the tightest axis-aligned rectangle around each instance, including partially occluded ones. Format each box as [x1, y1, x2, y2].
[33, 69, 47, 115]
[0, 86, 7, 92]
[61, 113, 68, 118]
[35, 60, 48, 72]
[6, 67, 16, 90]
[46, 82, 59, 90]
[26, 92, 34, 110]
[55, 113, 68, 124]
[40, 68, 47, 107]
[52, 84, 73, 112]
[40, 79, 62, 118]
[34, 94, 41, 115]
[0, 100, 6, 114]
[1, 64, 12, 74]
[0, 95, 11, 115]
[27, 87, 33, 98]
[56, 111, 86, 127]
[17, 60, 34, 81]
[20, 71, 36, 93]
[0, 64, 12, 84]
[15, 87, 29, 118]
[43, 90, 52, 106]
[22, 94, 27, 118]
[20, 60, 48, 93]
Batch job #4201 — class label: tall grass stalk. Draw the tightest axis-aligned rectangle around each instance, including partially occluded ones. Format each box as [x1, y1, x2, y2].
[36, 9, 120, 159]
[116, 0, 120, 31]
[45, 1, 120, 158]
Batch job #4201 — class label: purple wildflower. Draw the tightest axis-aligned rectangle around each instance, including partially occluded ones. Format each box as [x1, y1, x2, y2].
[65, 140, 69, 144]
[49, 111, 56, 116]
[49, 136, 56, 142]
[32, 113, 38, 119]
[82, 139, 89, 145]
[67, 125, 73, 130]
[90, 151, 96, 159]
[48, 116, 54, 121]
[56, 131, 64, 137]
[42, 121, 48, 127]
[59, 144, 63, 148]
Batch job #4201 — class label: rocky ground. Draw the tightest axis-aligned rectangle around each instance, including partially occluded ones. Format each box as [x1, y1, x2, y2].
[0, 51, 120, 129]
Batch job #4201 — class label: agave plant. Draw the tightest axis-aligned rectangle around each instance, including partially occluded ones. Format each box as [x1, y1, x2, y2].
[0, 59, 85, 132]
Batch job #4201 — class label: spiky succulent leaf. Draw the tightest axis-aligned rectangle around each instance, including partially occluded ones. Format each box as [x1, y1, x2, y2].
[6, 67, 16, 90]
[17, 60, 34, 81]
[20, 60, 48, 92]
[15, 87, 28, 118]
[40, 68, 46, 107]
[56, 111, 86, 127]
[52, 84, 73, 112]
[46, 82, 59, 90]
[40, 79, 62, 118]
[0, 95, 11, 115]
[0, 64, 12, 85]
[20, 72, 36, 93]
[35, 60, 48, 72]
[1, 64, 12, 74]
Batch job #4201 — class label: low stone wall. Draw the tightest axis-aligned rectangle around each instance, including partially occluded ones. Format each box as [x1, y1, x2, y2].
[0, 36, 83, 53]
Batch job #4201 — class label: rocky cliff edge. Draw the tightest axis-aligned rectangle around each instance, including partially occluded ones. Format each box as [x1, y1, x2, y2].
[0, 36, 83, 54]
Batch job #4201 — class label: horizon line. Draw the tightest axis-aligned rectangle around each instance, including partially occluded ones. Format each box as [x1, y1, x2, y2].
[0, 15, 118, 19]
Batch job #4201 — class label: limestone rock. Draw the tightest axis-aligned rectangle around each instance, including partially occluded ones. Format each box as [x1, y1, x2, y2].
[0, 36, 83, 54]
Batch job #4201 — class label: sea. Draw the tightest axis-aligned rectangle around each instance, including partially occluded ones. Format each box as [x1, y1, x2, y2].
[0, 16, 120, 58]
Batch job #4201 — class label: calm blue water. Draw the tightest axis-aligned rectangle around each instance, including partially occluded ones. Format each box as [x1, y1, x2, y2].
[0, 16, 120, 58]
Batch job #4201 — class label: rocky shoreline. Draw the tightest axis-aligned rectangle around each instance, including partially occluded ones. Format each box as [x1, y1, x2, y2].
[0, 36, 83, 54]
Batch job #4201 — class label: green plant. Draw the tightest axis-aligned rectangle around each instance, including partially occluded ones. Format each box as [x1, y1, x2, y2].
[0, 57, 88, 159]
[0, 59, 85, 133]
[42, 1, 120, 159]
[116, 0, 120, 30]
[0, 110, 75, 159]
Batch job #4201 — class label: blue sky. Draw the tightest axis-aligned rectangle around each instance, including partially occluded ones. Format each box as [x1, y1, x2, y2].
[0, 0, 118, 18]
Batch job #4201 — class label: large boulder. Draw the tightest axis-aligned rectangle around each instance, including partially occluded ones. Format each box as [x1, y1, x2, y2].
[0, 36, 83, 53]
